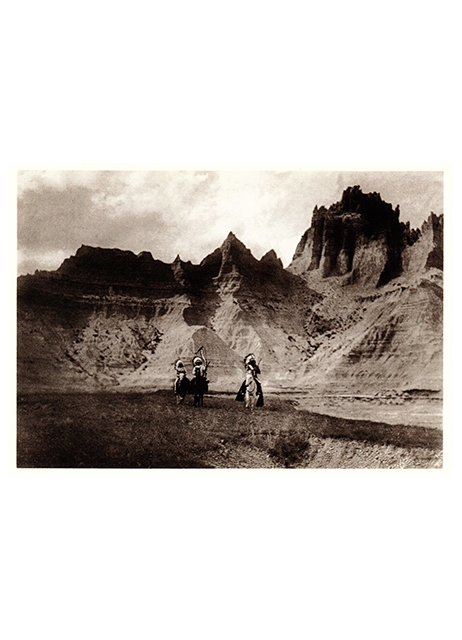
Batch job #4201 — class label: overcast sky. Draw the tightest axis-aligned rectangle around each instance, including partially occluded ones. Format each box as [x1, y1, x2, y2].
[17, 170, 444, 275]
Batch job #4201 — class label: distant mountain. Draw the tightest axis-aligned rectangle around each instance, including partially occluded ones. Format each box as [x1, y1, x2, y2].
[17, 187, 443, 395]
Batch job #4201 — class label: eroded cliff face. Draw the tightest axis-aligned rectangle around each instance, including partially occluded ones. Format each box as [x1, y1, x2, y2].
[289, 186, 415, 287]
[17, 190, 443, 395]
[17, 233, 319, 391]
[287, 192, 443, 393]
[298, 268, 443, 393]
[402, 212, 443, 274]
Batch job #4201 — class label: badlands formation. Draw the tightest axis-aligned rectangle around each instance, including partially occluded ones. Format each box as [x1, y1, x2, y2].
[17, 187, 443, 396]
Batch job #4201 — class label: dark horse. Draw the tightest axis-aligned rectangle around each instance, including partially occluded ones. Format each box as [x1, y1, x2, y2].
[190, 371, 208, 407]
[174, 373, 190, 405]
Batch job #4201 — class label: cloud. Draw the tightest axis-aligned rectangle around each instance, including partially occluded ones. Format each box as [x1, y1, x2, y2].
[17, 171, 221, 272]
[17, 169, 444, 275]
[17, 170, 100, 198]
[17, 248, 70, 276]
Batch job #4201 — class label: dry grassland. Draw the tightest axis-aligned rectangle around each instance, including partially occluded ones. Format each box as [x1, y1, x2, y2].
[17, 391, 443, 469]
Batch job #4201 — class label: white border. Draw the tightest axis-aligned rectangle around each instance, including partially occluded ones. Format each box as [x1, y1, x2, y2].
[11, 163, 449, 476]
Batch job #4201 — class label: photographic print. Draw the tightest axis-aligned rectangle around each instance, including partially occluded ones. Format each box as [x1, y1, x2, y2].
[16, 168, 444, 468]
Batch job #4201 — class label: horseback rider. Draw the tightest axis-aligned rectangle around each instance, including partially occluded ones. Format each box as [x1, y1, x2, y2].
[192, 355, 208, 380]
[173, 358, 187, 394]
[173, 350, 209, 405]
[174, 358, 187, 377]
[244, 353, 261, 376]
[191, 350, 209, 407]
[236, 353, 264, 407]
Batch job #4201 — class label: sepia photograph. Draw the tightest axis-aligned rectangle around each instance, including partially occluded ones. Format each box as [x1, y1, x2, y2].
[4, 2, 459, 638]
[16, 168, 444, 469]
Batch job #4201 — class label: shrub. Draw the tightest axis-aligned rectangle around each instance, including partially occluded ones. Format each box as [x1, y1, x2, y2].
[267, 429, 311, 467]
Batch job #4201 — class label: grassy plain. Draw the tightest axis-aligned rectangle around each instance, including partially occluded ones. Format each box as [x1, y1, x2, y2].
[16, 391, 443, 469]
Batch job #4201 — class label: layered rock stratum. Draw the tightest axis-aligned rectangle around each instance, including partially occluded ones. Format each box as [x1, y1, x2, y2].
[17, 187, 443, 394]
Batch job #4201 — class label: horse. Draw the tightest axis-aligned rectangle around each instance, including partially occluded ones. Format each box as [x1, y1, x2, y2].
[236, 366, 264, 411]
[189, 351, 209, 407]
[190, 368, 208, 407]
[244, 369, 258, 411]
[174, 372, 189, 405]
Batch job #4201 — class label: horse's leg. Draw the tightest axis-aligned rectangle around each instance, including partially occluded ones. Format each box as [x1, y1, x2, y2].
[201, 378, 206, 406]
[175, 377, 185, 404]
[246, 391, 256, 413]
[246, 394, 256, 434]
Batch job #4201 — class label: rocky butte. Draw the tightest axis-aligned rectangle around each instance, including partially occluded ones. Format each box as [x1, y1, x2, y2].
[17, 187, 443, 395]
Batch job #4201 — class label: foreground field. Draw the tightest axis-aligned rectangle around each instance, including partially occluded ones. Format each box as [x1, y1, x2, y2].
[16, 391, 443, 469]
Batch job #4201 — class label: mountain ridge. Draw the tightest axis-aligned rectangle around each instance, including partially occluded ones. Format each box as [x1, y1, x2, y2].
[288, 185, 432, 287]
[17, 188, 443, 395]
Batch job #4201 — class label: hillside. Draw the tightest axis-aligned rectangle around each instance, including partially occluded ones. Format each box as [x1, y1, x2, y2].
[17, 188, 443, 396]
[288, 189, 443, 393]
[17, 232, 319, 391]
